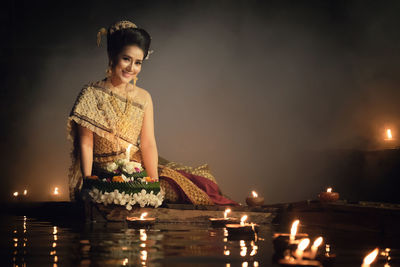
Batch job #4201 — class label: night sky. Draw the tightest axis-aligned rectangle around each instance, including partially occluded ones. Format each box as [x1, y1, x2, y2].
[2, 0, 400, 203]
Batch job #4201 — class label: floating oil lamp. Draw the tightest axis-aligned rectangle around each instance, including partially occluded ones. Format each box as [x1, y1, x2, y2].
[273, 220, 308, 255]
[278, 238, 322, 266]
[278, 256, 322, 267]
[209, 208, 239, 226]
[361, 248, 379, 267]
[226, 215, 259, 236]
[309, 237, 323, 259]
[246, 191, 264, 206]
[294, 238, 310, 260]
[318, 187, 339, 202]
[126, 212, 156, 227]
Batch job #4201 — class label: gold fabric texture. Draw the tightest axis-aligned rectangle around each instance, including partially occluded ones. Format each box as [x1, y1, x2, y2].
[67, 79, 219, 205]
[159, 167, 213, 205]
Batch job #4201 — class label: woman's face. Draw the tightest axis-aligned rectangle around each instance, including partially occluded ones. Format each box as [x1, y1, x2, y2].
[111, 45, 144, 85]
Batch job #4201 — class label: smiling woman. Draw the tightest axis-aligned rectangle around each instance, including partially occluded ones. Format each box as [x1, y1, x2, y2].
[67, 20, 237, 207]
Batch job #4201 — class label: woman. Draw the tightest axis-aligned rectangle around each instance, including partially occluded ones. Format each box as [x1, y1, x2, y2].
[67, 20, 237, 206]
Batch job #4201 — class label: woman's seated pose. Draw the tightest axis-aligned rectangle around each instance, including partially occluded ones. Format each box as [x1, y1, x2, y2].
[67, 20, 237, 206]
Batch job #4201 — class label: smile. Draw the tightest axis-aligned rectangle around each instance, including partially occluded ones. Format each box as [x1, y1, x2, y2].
[122, 70, 133, 77]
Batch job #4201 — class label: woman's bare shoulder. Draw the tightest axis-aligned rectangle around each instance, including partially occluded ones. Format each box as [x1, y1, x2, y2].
[135, 86, 152, 100]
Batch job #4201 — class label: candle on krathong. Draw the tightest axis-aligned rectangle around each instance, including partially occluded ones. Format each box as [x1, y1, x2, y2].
[361, 248, 379, 267]
[318, 187, 339, 202]
[126, 212, 156, 227]
[246, 190, 264, 206]
[126, 144, 132, 161]
[295, 238, 310, 260]
[310, 237, 323, 259]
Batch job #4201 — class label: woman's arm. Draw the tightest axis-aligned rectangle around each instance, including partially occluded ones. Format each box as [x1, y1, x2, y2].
[140, 92, 159, 179]
[78, 124, 94, 177]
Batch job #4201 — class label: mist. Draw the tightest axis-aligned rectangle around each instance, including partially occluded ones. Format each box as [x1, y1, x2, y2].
[2, 0, 400, 203]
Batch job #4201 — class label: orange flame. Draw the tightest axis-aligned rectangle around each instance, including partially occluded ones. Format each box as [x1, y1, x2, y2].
[252, 191, 258, 198]
[240, 215, 248, 225]
[313, 237, 323, 248]
[224, 208, 231, 219]
[363, 248, 379, 265]
[387, 129, 393, 140]
[327, 188, 332, 193]
[298, 238, 310, 251]
[290, 220, 300, 237]
[53, 187, 59, 195]
[140, 212, 148, 220]
[23, 189, 27, 195]
[13, 192, 18, 197]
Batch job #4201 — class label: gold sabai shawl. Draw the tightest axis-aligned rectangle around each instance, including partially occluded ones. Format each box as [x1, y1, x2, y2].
[67, 79, 147, 200]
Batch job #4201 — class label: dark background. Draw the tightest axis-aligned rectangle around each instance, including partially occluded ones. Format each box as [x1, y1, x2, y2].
[2, 0, 400, 203]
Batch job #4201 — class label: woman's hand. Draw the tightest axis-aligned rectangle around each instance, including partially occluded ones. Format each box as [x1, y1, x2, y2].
[78, 124, 94, 177]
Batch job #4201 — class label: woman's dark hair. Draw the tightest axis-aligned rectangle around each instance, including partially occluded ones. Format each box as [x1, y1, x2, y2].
[107, 27, 151, 67]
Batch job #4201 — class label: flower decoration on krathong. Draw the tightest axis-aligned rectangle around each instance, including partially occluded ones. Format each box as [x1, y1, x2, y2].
[101, 159, 152, 182]
[89, 188, 164, 210]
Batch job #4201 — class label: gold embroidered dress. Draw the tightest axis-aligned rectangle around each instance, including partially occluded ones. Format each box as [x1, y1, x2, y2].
[67, 78, 237, 205]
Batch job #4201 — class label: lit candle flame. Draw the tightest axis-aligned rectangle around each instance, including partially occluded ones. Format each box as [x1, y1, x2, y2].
[13, 192, 19, 197]
[363, 248, 379, 265]
[53, 187, 59, 195]
[140, 212, 148, 220]
[23, 189, 27, 196]
[240, 215, 248, 226]
[312, 237, 323, 248]
[327, 187, 332, 193]
[290, 220, 300, 240]
[224, 208, 231, 219]
[126, 144, 133, 161]
[298, 238, 310, 251]
[387, 129, 393, 140]
[251, 191, 258, 198]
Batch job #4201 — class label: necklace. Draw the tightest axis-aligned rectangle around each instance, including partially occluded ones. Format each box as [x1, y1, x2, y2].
[103, 79, 133, 153]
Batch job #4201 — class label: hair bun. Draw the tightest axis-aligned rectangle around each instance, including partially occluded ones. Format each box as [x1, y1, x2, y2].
[109, 20, 137, 34]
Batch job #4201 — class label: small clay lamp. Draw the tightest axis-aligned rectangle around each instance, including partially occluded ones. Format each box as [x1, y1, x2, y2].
[226, 215, 259, 235]
[318, 187, 339, 202]
[126, 212, 156, 227]
[246, 191, 264, 206]
[209, 208, 239, 226]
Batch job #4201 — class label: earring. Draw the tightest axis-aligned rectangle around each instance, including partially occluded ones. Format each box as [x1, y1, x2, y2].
[134, 77, 138, 86]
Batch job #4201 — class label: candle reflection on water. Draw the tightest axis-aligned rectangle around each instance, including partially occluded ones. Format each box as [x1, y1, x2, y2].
[52, 226, 58, 266]
[140, 229, 148, 266]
